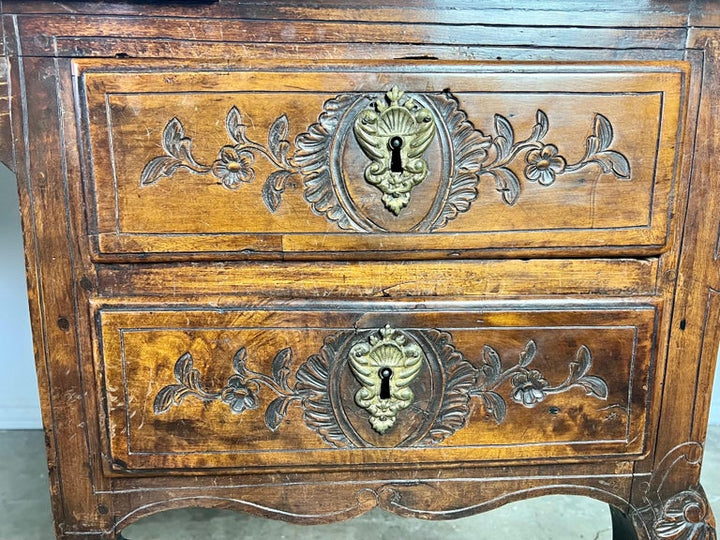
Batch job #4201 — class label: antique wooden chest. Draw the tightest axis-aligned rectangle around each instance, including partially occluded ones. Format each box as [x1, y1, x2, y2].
[0, 1, 717, 538]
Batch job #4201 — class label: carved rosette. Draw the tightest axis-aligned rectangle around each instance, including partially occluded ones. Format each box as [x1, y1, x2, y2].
[154, 325, 610, 449]
[630, 443, 717, 539]
[653, 490, 715, 539]
[140, 87, 631, 232]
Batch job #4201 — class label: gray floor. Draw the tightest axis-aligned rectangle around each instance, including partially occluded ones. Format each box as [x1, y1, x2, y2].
[1, 429, 718, 540]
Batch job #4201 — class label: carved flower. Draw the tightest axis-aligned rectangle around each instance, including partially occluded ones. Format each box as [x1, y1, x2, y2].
[654, 490, 714, 540]
[212, 146, 255, 188]
[524, 144, 566, 186]
[510, 369, 549, 407]
[221, 375, 258, 413]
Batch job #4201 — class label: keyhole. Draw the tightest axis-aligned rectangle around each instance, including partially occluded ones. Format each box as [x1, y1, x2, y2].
[379, 367, 393, 400]
[389, 136, 404, 173]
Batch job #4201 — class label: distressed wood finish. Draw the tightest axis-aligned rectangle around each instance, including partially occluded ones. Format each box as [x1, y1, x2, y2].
[78, 61, 683, 259]
[0, 23, 13, 171]
[96, 301, 656, 472]
[1, 2, 718, 539]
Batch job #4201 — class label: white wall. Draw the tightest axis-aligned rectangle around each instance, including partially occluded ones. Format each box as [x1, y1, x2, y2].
[0, 164, 41, 428]
[0, 163, 718, 428]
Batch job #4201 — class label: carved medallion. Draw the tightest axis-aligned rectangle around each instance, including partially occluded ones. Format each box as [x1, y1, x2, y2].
[154, 326, 610, 448]
[353, 87, 437, 215]
[139, 87, 631, 232]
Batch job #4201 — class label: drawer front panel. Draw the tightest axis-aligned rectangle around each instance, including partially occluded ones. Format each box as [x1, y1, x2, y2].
[78, 61, 686, 259]
[95, 302, 657, 473]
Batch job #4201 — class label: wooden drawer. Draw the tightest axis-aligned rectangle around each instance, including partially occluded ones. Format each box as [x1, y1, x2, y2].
[94, 300, 658, 474]
[77, 60, 687, 260]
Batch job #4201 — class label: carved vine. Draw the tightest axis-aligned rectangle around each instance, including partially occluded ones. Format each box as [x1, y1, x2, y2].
[154, 346, 298, 432]
[154, 327, 609, 448]
[139, 88, 631, 231]
[473, 107, 630, 205]
[471, 340, 609, 425]
[140, 107, 299, 213]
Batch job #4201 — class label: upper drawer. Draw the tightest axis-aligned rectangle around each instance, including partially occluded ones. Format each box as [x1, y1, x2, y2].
[76, 60, 688, 260]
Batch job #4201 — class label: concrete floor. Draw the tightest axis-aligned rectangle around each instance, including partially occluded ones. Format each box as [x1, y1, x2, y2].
[1, 429, 718, 540]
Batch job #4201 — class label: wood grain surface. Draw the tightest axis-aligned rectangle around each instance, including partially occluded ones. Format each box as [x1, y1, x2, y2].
[77, 60, 686, 260]
[0, 2, 717, 539]
[95, 301, 657, 473]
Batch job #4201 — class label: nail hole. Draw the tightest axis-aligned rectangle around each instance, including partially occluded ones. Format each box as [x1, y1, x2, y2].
[680, 319, 687, 330]
[548, 406, 560, 415]
[57, 317, 70, 332]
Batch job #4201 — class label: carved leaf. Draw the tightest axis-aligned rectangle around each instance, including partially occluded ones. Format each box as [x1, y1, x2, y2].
[518, 340, 537, 368]
[186, 369, 203, 393]
[162, 117, 185, 157]
[225, 106, 247, 144]
[585, 133, 601, 158]
[294, 334, 353, 448]
[264, 396, 290, 432]
[139, 117, 210, 187]
[173, 353, 194, 384]
[480, 345, 502, 386]
[591, 150, 631, 179]
[424, 93, 491, 231]
[531, 109, 549, 140]
[268, 114, 290, 160]
[271, 347, 293, 391]
[420, 330, 476, 445]
[232, 347, 248, 378]
[261, 170, 291, 213]
[490, 167, 521, 205]
[578, 375, 609, 399]
[140, 156, 182, 186]
[481, 391, 507, 424]
[494, 114, 514, 160]
[593, 114, 613, 151]
[172, 352, 206, 393]
[570, 345, 592, 381]
[297, 94, 363, 231]
[153, 384, 184, 414]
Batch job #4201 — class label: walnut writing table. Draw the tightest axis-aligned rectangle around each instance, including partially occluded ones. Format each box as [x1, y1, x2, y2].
[0, 2, 718, 538]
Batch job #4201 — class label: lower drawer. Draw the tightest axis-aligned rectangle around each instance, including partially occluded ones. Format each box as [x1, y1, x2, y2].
[94, 300, 657, 473]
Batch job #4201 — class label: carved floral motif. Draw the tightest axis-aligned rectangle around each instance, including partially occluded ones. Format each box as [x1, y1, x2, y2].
[139, 88, 631, 231]
[629, 442, 717, 540]
[140, 106, 298, 211]
[653, 490, 715, 539]
[471, 340, 609, 424]
[154, 326, 610, 448]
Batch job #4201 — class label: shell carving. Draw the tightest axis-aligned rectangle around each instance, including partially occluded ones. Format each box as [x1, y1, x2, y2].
[353, 87, 437, 215]
[348, 325, 424, 434]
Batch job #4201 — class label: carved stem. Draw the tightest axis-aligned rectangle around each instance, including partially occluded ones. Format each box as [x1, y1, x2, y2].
[486, 140, 542, 170]
[244, 369, 288, 396]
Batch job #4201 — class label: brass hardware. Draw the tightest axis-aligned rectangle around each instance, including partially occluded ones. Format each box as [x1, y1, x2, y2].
[348, 324, 423, 434]
[353, 87, 437, 215]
